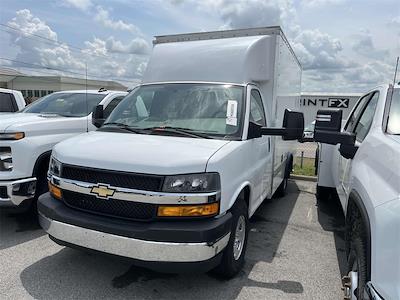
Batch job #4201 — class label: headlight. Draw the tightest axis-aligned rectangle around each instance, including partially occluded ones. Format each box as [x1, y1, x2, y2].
[162, 173, 220, 193]
[48, 157, 62, 177]
[0, 147, 12, 171]
[0, 132, 25, 140]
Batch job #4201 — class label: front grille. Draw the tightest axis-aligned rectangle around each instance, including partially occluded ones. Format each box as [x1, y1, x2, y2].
[0, 186, 8, 199]
[62, 190, 156, 221]
[61, 165, 164, 191]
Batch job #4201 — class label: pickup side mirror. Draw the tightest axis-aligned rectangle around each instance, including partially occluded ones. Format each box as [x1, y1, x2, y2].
[314, 110, 355, 145]
[314, 109, 358, 159]
[260, 109, 304, 140]
[92, 104, 105, 128]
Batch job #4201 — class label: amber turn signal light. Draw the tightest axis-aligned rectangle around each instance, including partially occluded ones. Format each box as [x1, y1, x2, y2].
[157, 202, 219, 217]
[48, 182, 62, 200]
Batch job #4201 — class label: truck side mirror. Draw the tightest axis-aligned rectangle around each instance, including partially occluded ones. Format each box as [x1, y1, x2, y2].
[92, 105, 105, 128]
[314, 110, 355, 145]
[260, 109, 304, 140]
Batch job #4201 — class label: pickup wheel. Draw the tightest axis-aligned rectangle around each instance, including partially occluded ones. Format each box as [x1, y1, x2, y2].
[343, 219, 368, 300]
[213, 198, 249, 279]
[275, 178, 288, 198]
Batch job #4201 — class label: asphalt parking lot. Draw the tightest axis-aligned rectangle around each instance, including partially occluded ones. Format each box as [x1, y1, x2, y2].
[0, 180, 346, 300]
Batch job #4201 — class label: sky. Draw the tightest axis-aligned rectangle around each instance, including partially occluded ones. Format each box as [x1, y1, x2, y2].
[0, 0, 399, 92]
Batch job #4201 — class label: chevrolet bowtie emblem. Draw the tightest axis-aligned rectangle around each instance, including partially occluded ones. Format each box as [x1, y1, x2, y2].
[90, 184, 115, 199]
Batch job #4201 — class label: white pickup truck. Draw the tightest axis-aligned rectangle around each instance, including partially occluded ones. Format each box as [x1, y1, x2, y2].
[314, 84, 400, 299]
[38, 27, 304, 277]
[0, 88, 26, 112]
[0, 89, 127, 210]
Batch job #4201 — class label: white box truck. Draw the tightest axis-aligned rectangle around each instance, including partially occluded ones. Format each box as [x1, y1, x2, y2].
[38, 26, 304, 277]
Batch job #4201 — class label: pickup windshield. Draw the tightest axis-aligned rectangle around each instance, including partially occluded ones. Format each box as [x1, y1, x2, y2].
[104, 83, 245, 139]
[22, 93, 106, 117]
[388, 88, 400, 134]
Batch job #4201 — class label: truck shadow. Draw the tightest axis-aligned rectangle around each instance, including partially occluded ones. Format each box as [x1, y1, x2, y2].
[316, 193, 347, 276]
[0, 208, 44, 250]
[19, 181, 305, 299]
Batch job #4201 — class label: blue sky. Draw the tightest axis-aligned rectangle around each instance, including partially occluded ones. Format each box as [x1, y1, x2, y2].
[0, 0, 399, 91]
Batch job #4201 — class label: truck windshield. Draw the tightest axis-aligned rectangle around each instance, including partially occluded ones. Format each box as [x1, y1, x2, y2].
[388, 88, 400, 135]
[22, 93, 106, 117]
[104, 83, 245, 139]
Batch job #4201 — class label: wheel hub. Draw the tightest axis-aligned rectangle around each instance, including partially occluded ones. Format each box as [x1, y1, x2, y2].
[233, 215, 246, 260]
[342, 271, 358, 300]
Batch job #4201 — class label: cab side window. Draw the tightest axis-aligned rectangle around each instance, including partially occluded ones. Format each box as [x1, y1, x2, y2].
[354, 92, 379, 142]
[344, 93, 371, 132]
[103, 96, 125, 118]
[250, 90, 266, 126]
[0, 92, 18, 112]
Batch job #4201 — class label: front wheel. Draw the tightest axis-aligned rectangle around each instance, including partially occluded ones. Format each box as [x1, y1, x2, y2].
[343, 219, 368, 299]
[213, 198, 249, 279]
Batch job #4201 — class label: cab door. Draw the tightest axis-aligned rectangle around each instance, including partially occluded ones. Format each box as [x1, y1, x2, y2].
[247, 86, 272, 210]
[337, 91, 379, 206]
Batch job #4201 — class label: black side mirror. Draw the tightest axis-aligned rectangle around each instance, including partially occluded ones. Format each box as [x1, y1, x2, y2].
[339, 144, 358, 159]
[314, 110, 355, 145]
[92, 105, 105, 128]
[260, 109, 304, 140]
[247, 121, 262, 139]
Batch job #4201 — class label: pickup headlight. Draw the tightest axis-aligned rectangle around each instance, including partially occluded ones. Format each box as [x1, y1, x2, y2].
[0, 132, 25, 140]
[0, 147, 12, 171]
[48, 157, 62, 177]
[162, 173, 220, 193]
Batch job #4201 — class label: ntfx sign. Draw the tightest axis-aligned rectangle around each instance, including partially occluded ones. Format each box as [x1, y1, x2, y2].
[300, 97, 350, 108]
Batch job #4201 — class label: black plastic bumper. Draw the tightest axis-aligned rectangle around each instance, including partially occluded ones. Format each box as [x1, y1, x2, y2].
[38, 192, 232, 244]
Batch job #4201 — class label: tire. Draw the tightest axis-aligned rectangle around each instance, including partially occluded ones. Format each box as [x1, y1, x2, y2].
[275, 178, 288, 198]
[344, 218, 368, 299]
[213, 198, 249, 279]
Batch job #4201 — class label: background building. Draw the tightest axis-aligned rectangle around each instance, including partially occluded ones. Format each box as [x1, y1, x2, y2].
[0, 67, 128, 102]
[300, 92, 361, 126]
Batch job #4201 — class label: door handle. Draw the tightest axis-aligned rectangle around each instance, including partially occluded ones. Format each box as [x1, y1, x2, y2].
[268, 137, 271, 152]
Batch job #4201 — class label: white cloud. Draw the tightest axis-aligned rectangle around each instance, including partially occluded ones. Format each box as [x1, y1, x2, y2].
[6, 9, 146, 86]
[62, 0, 93, 11]
[388, 16, 400, 26]
[94, 6, 141, 35]
[352, 29, 390, 60]
[105, 37, 150, 55]
[301, 0, 346, 8]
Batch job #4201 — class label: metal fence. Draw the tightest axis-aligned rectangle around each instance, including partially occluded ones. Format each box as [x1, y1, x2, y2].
[293, 142, 317, 176]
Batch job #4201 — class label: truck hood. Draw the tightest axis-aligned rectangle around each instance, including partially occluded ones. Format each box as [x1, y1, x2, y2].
[53, 131, 231, 175]
[0, 113, 87, 135]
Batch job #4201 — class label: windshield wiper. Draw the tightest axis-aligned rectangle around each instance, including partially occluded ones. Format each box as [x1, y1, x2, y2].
[102, 122, 146, 134]
[141, 126, 213, 139]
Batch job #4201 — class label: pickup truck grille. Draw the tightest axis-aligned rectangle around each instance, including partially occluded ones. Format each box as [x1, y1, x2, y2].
[0, 186, 8, 199]
[61, 165, 164, 192]
[62, 190, 156, 221]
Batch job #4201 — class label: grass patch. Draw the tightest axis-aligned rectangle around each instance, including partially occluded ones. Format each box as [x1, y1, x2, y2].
[293, 157, 316, 177]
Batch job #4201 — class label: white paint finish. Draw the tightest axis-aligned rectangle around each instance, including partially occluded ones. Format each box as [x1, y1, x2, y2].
[0, 88, 25, 111]
[54, 131, 230, 175]
[317, 84, 400, 299]
[0, 90, 127, 182]
[143, 36, 274, 85]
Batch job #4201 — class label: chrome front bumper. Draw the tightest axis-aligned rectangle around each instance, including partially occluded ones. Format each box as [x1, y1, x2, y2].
[39, 213, 231, 262]
[0, 177, 36, 207]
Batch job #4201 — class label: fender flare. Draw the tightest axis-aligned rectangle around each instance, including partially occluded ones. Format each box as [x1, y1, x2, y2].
[347, 189, 371, 280]
[32, 150, 52, 177]
[227, 181, 252, 214]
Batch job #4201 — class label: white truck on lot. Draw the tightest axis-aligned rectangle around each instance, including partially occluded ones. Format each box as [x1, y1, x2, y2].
[0, 88, 26, 112]
[0, 89, 127, 210]
[314, 84, 400, 299]
[38, 26, 304, 277]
